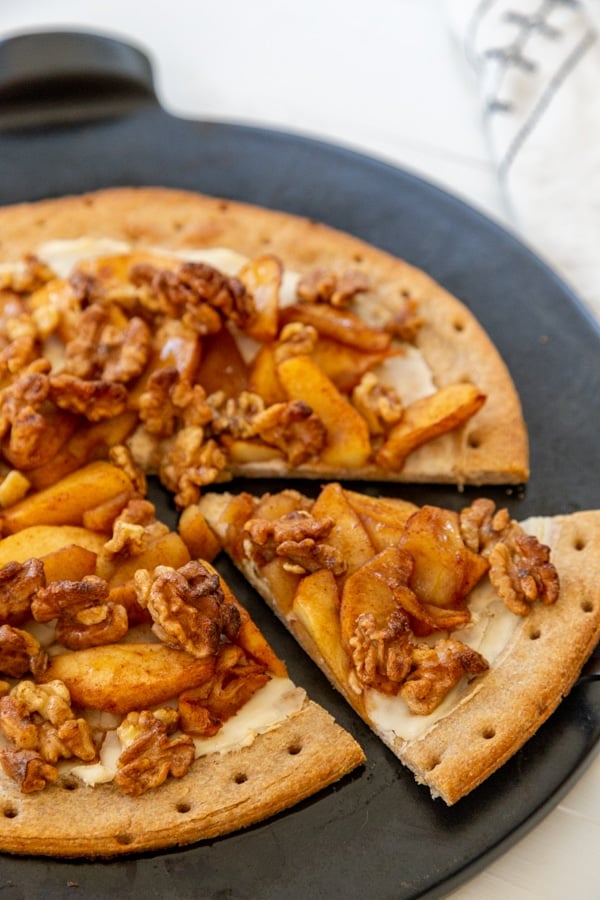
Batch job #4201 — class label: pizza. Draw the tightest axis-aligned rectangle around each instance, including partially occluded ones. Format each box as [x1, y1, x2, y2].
[0, 186, 528, 493]
[0, 461, 365, 857]
[198, 484, 600, 804]
[0, 185, 544, 856]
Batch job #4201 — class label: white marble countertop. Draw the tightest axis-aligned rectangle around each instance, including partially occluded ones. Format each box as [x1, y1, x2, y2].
[0, 2, 598, 898]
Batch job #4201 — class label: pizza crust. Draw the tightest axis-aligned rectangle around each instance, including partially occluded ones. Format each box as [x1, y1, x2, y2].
[201, 492, 600, 805]
[0, 697, 364, 857]
[0, 186, 529, 485]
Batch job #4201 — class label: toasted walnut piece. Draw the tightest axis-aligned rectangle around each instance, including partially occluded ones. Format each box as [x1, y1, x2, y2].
[159, 430, 227, 507]
[459, 498, 511, 555]
[0, 748, 58, 793]
[105, 316, 152, 383]
[62, 305, 107, 378]
[0, 694, 39, 750]
[48, 373, 128, 421]
[63, 306, 151, 383]
[0, 558, 45, 626]
[102, 498, 168, 557]
[54, 718, 97, 761]
[32, 575, 129, 650]
[115, 709, 195, 796]
[108, 443, 147, 496]
[117, 707, 179, 750]
[12, 679, 74, 727]
[460, 500, 559, 615]
[208, 390, 265, 440]
[179, 644, 270, 736]
[0, 680, 97, 773]
[244, 510, 345, 574]
[400, 639, 489, 716]
[131, 261, 250, 332]
[277, 538, 347, 575]
[178, 261, 252, 328]
[273, 323, 318, 364]
[0, 366, 50, 440]
[134, 560, 240, 658]
[488, 522, 560, 616]
[245, 509, 335, 548]
[351, 372, 404, 436]
[348, 610, 414, 695]
[297, 268, 370, 308]
[0, 624, 47, 678]
[138, 367, 213, 438]
[32, 575, 110, 623]
[0, 335, 39, 376]
[57, 602, 129, 651]
[3, 406, 53, 472]
[2, 256, 55, 294]
[252, 401, 327, 466]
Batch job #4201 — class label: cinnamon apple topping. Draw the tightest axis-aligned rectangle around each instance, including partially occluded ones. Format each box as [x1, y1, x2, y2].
[236, 485, 560, 715]
[0, 248, 487, 507]
[0, 461, 286, 796]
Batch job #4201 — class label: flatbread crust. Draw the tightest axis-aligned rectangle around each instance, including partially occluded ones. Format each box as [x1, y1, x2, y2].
[0, 186, 528, 485]
[201, 492, 600, 805]
[0, 698, 364, 857]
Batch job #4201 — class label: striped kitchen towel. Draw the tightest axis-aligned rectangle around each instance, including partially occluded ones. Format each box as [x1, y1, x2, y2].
[446, 0, 600, 322]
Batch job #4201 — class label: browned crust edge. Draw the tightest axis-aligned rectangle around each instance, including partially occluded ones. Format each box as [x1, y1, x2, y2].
[0, 186, 528, 485]
[0, 698, 364, 858]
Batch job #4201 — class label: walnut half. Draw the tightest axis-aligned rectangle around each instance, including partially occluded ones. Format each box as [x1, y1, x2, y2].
[114, 709, 195, 796]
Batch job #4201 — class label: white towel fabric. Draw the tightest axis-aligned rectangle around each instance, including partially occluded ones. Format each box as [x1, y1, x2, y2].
[445, 0, 600, 323]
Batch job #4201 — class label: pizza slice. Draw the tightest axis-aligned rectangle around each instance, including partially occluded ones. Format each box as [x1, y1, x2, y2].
[198, 484, 600, 804]
[0, 463, 364, 857]
[0, 186, 528, 493]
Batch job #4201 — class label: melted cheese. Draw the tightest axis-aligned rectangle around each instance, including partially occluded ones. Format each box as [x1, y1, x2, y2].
[193, 677, 305, 756]
[65, 677, 304, 787]
[364, 517, 557, 743]
[37, 238, 132, 278]
[372, 347, 436, 405]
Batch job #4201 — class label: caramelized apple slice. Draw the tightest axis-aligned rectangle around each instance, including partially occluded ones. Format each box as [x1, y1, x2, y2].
[195, 327, 249, 398]
[397, 506, 489, 608]
[0, 525, 106, 568]
[211, 565, 287, 677]
[238, 254, 282, 342]
[311, 483, 375, 576]
[276, 355, 371, 468]
[248, 343, 286, 405]
[40, 544, 98, 584]
[311, 336, 391, 393]
[26, 412, 138, 490]
[40, 643, 216, 714]
[0, 462, 135, 534]
[343, 489, 418, 553]
[281, 303, 391, 352]
[292, 568, 349, 685]
[377, 383, 486, 469]
[339, 546, 413, 649]
[178, 505, 222, 562]
[100, 532, 191, 586]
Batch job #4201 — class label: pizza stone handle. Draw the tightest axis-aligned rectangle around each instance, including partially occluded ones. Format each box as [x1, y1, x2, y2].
[0, 30, 157, 128]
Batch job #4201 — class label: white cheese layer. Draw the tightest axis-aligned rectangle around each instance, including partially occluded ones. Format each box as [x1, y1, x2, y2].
[365, 516, 558, 743]
[36, 238, 132, 278]
[65, 677, 305, 787]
